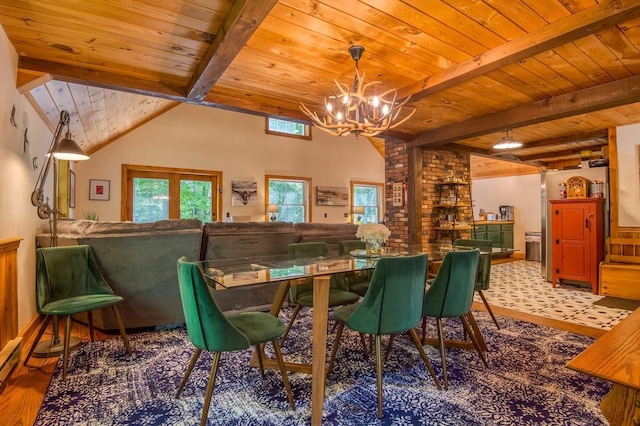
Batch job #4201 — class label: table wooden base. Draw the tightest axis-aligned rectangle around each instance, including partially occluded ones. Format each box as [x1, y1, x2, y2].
[248, 275, 331, 426]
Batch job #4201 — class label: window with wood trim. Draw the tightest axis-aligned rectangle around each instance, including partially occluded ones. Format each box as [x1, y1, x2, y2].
[351, 181, 383, 224]
[265, 117, 311, 140]
[266, 175, 312, 223]
[122, 165, 222, 223]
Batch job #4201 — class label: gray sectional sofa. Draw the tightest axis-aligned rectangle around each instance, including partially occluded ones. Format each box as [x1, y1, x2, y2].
[37, 219, 359, 330]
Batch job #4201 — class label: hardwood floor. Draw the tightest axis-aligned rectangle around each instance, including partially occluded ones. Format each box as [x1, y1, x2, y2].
[0, 260, 607, 426]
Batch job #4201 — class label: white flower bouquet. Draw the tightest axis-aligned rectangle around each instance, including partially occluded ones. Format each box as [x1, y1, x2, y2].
[356, 223, 391, 251]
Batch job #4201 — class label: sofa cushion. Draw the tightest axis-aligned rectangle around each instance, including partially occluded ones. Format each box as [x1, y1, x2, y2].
[202, 222, 298, 260]
[295, 223, 358, 255]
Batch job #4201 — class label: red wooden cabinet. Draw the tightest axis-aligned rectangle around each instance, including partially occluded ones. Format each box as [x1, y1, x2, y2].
[550, 198, 604, 294]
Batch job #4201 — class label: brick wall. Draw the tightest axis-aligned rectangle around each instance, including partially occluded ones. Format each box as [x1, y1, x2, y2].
[384, 139, 471, 254]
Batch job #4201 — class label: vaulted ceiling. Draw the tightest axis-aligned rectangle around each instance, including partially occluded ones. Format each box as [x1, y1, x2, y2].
[3, 0, 640, 168]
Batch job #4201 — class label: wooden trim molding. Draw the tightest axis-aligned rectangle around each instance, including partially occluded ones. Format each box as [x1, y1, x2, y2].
[0, 238, 22, 352]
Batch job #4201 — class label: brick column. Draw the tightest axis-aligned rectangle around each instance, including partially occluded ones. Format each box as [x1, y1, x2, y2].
[384, 139, 471, 254]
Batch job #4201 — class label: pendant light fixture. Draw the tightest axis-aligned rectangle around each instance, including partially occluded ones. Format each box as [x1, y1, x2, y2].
[493, 129, 522, 150]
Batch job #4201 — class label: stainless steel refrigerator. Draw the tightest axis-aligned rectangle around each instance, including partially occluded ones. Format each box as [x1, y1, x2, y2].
[540, 167, 609, 281]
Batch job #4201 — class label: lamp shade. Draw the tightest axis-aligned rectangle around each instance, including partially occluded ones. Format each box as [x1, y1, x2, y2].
[54, 133, 89, 161]
[266, 204, 279, 213]
[493, 130, 522, 150]
[354, 206, 365, 214]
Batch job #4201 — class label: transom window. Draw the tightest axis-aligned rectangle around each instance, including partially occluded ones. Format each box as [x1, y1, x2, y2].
[123, 164, 221, 223]
[266, 175, 312, 223]
[265, 118, 311, 140]
[351, 182, 383, 224]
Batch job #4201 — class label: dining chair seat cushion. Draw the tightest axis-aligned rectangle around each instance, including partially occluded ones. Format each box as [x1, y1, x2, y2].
[41, 294, 124, 315]
[227, 312, 286, 345]
[333, 302, 358, 323]
[347, 280, 371, 297]
[295, 288, 360, 307]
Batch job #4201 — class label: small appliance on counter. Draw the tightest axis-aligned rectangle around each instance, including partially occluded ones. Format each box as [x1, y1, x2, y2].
[486, 213, 497, 221]
[499, 205, 514, 221]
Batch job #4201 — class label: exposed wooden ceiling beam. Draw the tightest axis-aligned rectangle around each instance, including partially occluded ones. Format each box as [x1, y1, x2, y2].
[399, 0, 640, 101]
[408, 74, 640, 148]
[441, 143, 546, 168]
[186, 0, 278, 100]
[489, 130, 609, 154]
[519, 147, 605, 162]
[18, 57, 187, 101]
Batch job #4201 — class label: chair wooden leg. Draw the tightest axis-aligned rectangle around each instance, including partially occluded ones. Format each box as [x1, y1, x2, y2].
[271, 339, 296, 410]
[459, 315, 488, 367]
[436, 318, 449, 390]
[359, 332, 369, 356]
[374, 334, 384, 419]
[87, 311, 95, 342]
[280, 304, 302, 345]
[24, 315, 51, 367]
[408, 329, 441, 390]
[175, 349, 202, 398]
[383, 334, 395, 361]
[477, 290, 500, 329]
[200, 352, 221, 426]
[326, 321, 345, 378]
[62, 315, 72, 380]
[421, 316, 427, 342]
[111, 305, 132, 355]
[255, 343, 265, 377]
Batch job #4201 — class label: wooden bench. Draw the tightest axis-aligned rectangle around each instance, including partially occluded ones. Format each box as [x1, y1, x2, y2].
[599, 238, 640, 301]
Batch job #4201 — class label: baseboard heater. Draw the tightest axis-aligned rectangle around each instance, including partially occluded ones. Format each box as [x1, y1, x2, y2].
[0, 337, 23, 394]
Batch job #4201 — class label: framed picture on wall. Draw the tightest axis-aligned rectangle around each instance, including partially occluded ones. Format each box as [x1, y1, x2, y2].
[69, 170, 76, 208]
[89, 179, 110, 201]
[231, 181, 257, 206]
[316, 186, 348, 206]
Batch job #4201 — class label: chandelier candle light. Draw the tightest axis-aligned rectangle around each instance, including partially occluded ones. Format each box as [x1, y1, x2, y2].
[356, 223, 391, 253]
[300, 45, 414, 137]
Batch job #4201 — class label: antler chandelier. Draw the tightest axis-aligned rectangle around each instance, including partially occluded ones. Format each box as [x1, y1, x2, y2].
[300, 45, 414, 137]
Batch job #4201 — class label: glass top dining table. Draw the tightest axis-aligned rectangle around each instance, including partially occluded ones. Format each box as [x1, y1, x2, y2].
[200, 253, 388, 290]
[197, 249, 403, 426]
[195, 245, 503, 425]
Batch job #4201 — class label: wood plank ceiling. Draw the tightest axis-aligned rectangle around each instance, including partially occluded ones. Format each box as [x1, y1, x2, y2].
[2, 0, 640, 169]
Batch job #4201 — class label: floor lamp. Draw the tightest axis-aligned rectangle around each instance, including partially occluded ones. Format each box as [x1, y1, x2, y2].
[30, 110, 89, 357]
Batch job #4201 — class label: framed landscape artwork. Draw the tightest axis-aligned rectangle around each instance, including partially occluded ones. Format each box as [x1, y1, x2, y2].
[316, 186, 348, 206]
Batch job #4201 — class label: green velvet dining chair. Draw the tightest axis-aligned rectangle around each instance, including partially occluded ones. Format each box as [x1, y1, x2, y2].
[175, 257, 295, 426]
[280, 242, 360, 343]
[453, 238, 500, 329]
[326, 254, 441, 418]
[338, 239, 373, 296]
[422, 249, 488, 390]
[24, 245, 132, 380]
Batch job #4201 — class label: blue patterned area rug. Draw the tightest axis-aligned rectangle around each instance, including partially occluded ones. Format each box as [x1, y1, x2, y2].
[36, 310, 609, 425]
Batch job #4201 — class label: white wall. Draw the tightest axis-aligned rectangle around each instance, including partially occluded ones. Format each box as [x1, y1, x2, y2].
[0, 26, 55, 330]
[616, 123, 640, 227]
[471, 174, 542, 253]
[73, 104, 385, 223]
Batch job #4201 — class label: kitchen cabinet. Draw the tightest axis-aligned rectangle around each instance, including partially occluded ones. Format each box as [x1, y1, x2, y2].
[473, 222, 513, 248]
[550, 198, 604, 294]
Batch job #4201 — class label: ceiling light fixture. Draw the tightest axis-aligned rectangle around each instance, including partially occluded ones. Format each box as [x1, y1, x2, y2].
[300, 45, 414, 137]
[493, 129, 522, 150]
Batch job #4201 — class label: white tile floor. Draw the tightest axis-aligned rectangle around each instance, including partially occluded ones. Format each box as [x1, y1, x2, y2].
[481, 260, 631, 330]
